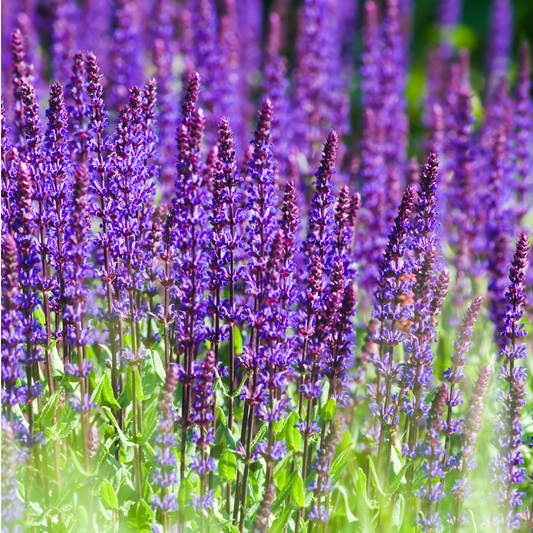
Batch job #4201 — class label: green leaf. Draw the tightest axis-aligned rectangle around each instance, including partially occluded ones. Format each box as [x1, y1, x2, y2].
[138, 402, 158, 444]
[386, 463, 411, 495]
[234, 326, 243, 355]
[321, 398, 336, 420]
[101, 374, 121, 410]
[279, 412, 301, 452]
[216, 372, 247, 399]
[368, 458, 384, 496]
[152, 350, 166, 384]
[391, 494, 405, 530]
[336, 486, 358, 523]
[124, 368, 133, 401]
[135, 368, 147, 401]
[91, 373, 120, 409]
[355, 469, 375, 510]
[214, 420, 236, 449]
[468, 510, 477, 533]
[122, 367, 147, 402]
[47, 403, 77, 440]
[268, 504, 296, 533]
[290, 476, 304, 507]
[424, 388, 437, 405]
[250, 463, 266, 505]
[51, 346, 64, 379]
[390, 445, 403, 477]
[273, 453, 293, 490]
[38, 389, 60, 423]
[91, 374, 106, 405]
[412, 465, 425, 491]
[330, 448, 351, 485]
[178, 478, 194, 506]
[219, 448, 237, 482]
[141, 352, 156, 397]
[100, 480, 118, 510]
[102, 407, 133, 447]
[68, 446, 97, 477]
[34, 306, 45, 326]
[251, 424, 267, 453]
[273, 471, 297, 512]
[232, 376, 247, 398]
[125, 500, 154, 532]
[319, 381, 330, 408]
[216, 405, 227, 426]
[12, 404, 29, 428]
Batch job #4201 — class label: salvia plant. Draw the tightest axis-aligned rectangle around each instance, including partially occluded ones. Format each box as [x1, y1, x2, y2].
[1, 0, 533, 532]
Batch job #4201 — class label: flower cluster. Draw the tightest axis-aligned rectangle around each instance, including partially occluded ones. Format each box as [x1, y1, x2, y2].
[1, 3, 533, 533]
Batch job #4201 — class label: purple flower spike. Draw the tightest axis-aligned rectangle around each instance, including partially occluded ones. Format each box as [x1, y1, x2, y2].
[253, 483, 275, 533]
[51, 0, 79, 83]
[1, 234, 26, 408]
[153, 363, 179, 509]
[262, 12, 290, 175]
[441, 296, 483, 478]
[381, 0, 408, 176]
[11, 28, 33, 146]
[448, 364, 491, 527]
[306, 130, 338, 270]
[308, 416, 343, 523]
[370, 185, 416, 466]
[244, 99, 277, 307]
[430, 268, 450, 323]
[486, 129, 511, 346]
[445, 297, 483, 386]
[489, 233, 529, 528]
[414, 383, 448, 520]
[513, 44, 533, 227]
[500, 233, 529, 361]
[292, 0, 346, 167]
[110, 0, 143, 108]
[1, 419, 28, 528]
[486, 0, 512, 88]
[190, 350, 217, 451]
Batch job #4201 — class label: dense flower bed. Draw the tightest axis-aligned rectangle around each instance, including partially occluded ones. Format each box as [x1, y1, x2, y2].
[1, 0, 532, 532]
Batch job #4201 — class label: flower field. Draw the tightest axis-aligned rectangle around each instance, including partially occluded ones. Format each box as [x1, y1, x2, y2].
[1, 0, 533, 532]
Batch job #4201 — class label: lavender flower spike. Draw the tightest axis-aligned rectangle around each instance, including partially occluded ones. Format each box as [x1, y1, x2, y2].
[152, 363, 180, 522]
[450, 365, 491, 532]
[442, 296, 483, 466]
[500, 233, 529, 362]
[489, 233, 529, 530]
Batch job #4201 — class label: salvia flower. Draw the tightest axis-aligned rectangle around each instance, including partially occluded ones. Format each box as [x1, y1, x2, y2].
[308, 415, 343, 523]
[449, 365, 491, 531]
[1, 234, 25, 408]
[489, 233, 529, 529]
[152, 363, 179, 514]
[306, 130, 338, 270]
[414, 384, 449, 530]
[1, 418, 28, 529]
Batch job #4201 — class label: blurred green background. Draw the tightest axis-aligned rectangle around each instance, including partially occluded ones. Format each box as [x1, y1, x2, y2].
[411, 0, 533, 87]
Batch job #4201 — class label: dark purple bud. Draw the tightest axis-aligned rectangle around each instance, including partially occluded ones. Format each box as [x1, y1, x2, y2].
[445, 296, 483, 385]
[11, 28, 33, 143]
[14, 160, 32, 229]
[307, 255, 324, 308]
[430, 268, 450, 320]
[71, 163, 89, 231]
[461, 365, 491, 456]
[2, 234, 19, 300]
[383, 185, 416, 265]
[182, 71, 201, 119]
[88, 423, 99, 460]
[253, 483, 275, 533]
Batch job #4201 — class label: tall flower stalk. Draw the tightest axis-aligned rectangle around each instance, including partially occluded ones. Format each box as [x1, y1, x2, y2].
[489, 233, 530, 530]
